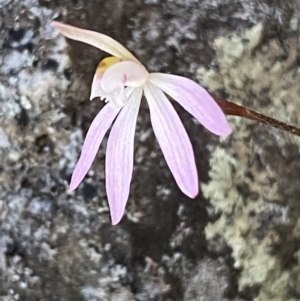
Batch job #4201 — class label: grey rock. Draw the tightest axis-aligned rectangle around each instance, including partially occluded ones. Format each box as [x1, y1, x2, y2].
[1, 0, 300, 301]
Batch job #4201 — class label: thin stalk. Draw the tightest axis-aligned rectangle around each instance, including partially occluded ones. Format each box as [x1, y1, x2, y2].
[214, 96, 300, 137]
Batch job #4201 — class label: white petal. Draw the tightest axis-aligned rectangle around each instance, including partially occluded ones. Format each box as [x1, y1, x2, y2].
[101, 61, 148, 92]
[51, 21, 139, 62]
[90, 72, 107, 100]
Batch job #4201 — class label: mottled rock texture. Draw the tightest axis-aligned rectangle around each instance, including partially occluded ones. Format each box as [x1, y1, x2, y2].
[0, 0, 300, 300]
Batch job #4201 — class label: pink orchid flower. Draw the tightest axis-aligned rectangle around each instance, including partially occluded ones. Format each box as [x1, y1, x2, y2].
[51, 21, 231, 225]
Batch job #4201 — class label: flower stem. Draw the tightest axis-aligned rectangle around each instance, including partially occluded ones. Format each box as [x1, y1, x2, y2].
[214, 96, 300, 137]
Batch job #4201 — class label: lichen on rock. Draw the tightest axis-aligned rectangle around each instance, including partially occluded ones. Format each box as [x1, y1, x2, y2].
[201, 23, 300, 301]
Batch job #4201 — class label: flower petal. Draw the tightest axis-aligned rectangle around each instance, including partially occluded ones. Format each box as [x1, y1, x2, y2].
[69, 104, 121, 191]
[144, 83, 198, 198]
[148, 73, 232, 136]
[90, 57, 123, 100]
[90, 76, 126, 105]
[90, 72, 107, 100]
[101, 61, 148, 92]
[106, 88, 143, 225]
[51, 21, 138, 62]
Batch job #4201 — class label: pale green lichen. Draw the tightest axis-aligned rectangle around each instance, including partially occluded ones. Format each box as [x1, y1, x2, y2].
[200, 23, 300, 300]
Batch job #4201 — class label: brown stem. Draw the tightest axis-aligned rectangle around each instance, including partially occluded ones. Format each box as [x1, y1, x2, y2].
[213, 96, 300, 137]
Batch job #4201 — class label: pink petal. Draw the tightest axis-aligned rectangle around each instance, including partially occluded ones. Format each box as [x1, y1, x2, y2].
[69, 104, 121, 191]
[148, 73, 232, 136]
[51, 21, 138, 62]
[144, 83, 199, 198]
[105, 88, 143, 225]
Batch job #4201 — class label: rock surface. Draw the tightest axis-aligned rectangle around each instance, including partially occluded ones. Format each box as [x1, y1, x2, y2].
[0, 0, 300, 300]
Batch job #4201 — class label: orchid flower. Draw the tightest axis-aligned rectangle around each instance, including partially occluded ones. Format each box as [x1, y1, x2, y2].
[51, 21, 232, 225]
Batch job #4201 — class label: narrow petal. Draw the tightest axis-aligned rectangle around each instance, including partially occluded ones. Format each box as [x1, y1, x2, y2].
[101, 61, 148, 92]
[106, 88, 143, 225]
[69, 104, 121, 191]
[51, 21, 138, 62]
[144, 83, 198, 198]
[148, 73, 232, 136]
